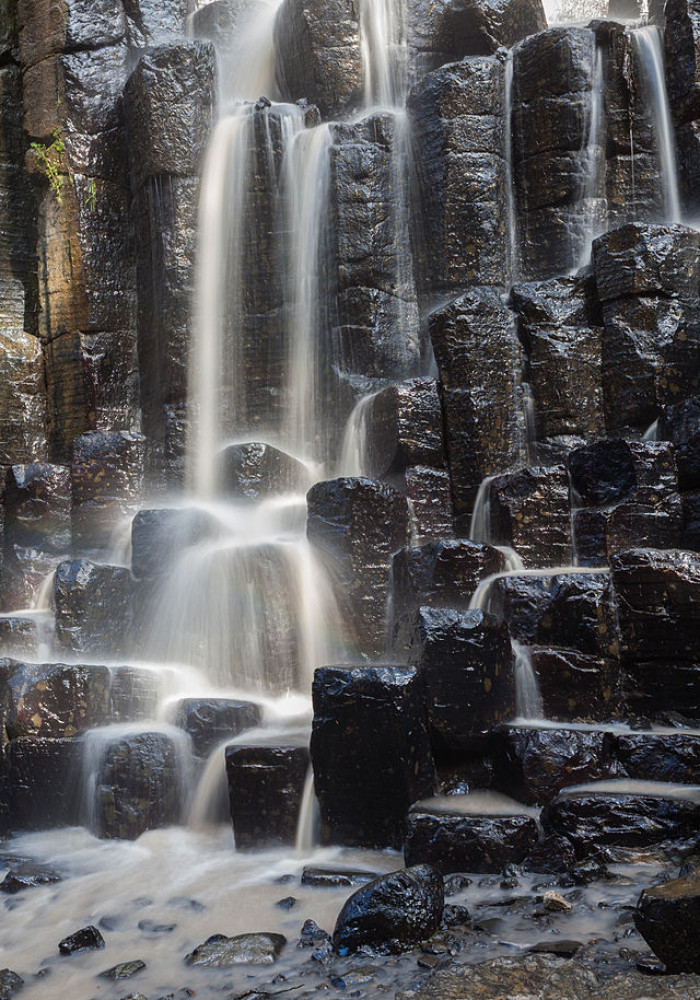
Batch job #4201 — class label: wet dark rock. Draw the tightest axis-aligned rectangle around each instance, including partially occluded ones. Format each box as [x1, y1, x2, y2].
[306, 478, 409, 655]
[399, 467, 455, 542]
[124, 43, 215, 190]
[2, 660, 111, 739]
[92, 731, 184, 840]
[131, 507, 221, 583]
[512, 28, 596, 279]
[443, 873, 472, 896]
[659, 395, 700, 492]
[298, 918, 332, 949]
[123, 0, 188, 46]
[360, 379, 444, 480]
[332, 865, 444, 955]
[172, 699, 261, 758]
[485, 575, 551, 644]
[534, 572, 618, 661]
[395, 952, 700, 999]
[441, 903, 471, 928]
[108, 666, 161, 724]
[185, 932, 286, 967]
[329, 114, 420, 404]
[611, 732, 700, 786]
[218, 443, 309, 501]
[489, 466, 572, 569]
[611, 549, 700, 717]
[511, 275, 604, 444]
[391, 540, 504, 619]
[541, 783, 700, 859]
[682, 490, 700, 551]
[529, 940, 583, 958]
[275, 896, 296, 909]
[594, 223, 700, 304]
[225, 745, 309, 849]
[0, 969, 23, 999]
[4, 736, 83, 830]
[311, 666, 434, 849]
[492, 726, 615, 806]
[409, 60, 507, 295]
[569, 440, 638, 507]
[301, 868, 378, 887]
[0, 862, 61, 893]
[0, 619, 40, 659]
[58, 925, 104, 954]
[529, 648, 621, 722]
[429, 290, 525, 528]
[399, 607, 513, 749]
[330, 966, 380, 989]
[98, 960, 147, 980]
[405, 0, 545, 77]
[17, 0, 125, 68]
[405, 797, 539, 874]
[54, 560, 132, 657]
[71, 431, 145, 549]
[635, 868, 700, 973]
[274, 0, 362, 118]
[0, 332, 46, 469]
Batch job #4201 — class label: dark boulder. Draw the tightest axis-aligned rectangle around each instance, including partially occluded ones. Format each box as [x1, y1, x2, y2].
[98, 959, 146, 980]
[611, 731, 700, 785]
[225, 745, 309, 849]
[301, 867, 378, 887]
[1, 862, 61, 893]
[306, 478, 409, 656]
[534, 572, 618, 660]
[2, 660, 111, 739]
[218, 442, 310, 500]
[0, 969, 23, 998]
[172, 699, 261, 758]
[399, 607, 514, 749]
[359, 379, 445, 480]
[485, 575, 551, 644]
[635, 868, 700, 974]
[71, 431, 145, 549]
[492, 725, 615, 805]
[311, 666, 434, 849]
[332, 864, 444, 954]
[185, 932, 286, 967]
[58, 925, 104, 955]
[541, 781, 700, 858]
[124, 0, 188, 46]
[54, 560, 132, 657]
[405, 795, 539, 873]
[130, 506, 221, 586]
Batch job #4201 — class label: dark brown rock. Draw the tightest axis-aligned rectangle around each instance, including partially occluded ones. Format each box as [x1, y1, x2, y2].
[530, 647, 621, 722]
[399, 466, 455, 542]
[4, 735, 83, 830]
[225, 744, 309, 849]
[71, 430, 145, 548]
[408, 59, 507, 294]
[17, 0, 126, 69]
[612, 731, 700, 785]
[405, 796, 539, 873]
[311, 666, 434, 849]
[635, 868, 700, 973]
[172, 699, 262, 759]
[659, 395, 700, 491]
[54, 560, 132, 657]
[391, 540, 504, 621]
[1, 659, 111, 739]
[218, 442, 310, 501]
[360, 379, 444, 480]
[488, 466, 572, 569]
[333, 865, 444, 955]
[306, 477, 409, 656]
[399, 606, 514, 749]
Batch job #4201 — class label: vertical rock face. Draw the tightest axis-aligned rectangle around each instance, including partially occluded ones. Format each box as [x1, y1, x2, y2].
[512, 27, 595, 279]
[409, 58, 507, 296]
[225, 745, 309, 849]
[125, 42, 216, 486]
[311, 666, 434, 848]
[665, 0, 700, 215]
[306, 477, 409, 655]
[329, 114, 420, 401]
[54, 559, 132, 657]
[359, 378, 445, 481]
[70, 430, 145, 548]
[274, 0, 363, 118]
[593, 224, 700, 436]
[429, 289, 525, 530]
[488, 466, 572, 568]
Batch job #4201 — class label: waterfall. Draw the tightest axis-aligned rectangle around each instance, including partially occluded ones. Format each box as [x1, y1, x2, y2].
[469, 476, 494, 544]
[576, 42, 606, 268]
[359, 0, 407, 107]
[338, 392, 377, 476]
[504, 51, 519, 286]
[512, 641, 544, 720]
[283, 125, 333, 463]
[633, 25, 681, 223]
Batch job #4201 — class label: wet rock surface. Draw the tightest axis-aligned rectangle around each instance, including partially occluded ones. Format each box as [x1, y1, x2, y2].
[218, 442, 309, 501]
[311, 666, 434, 849]
[185, 932, 287, 967]
[635, 868, 700, 973]
[332, 865, 444, 955]
[58, 924, 105, 954]
[172, 699, 261, 759]
[225, 745, 309, 849]
[54, 559, 132, 656]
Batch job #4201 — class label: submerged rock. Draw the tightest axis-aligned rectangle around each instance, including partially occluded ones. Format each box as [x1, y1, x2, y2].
[0, 862, 62, 893]
[185, 932, 286, 967]
[98, 959, 146, 980]
[332, 865, 444, 955]
[635, 868, 700, 973]
[58, 925, 105, 955]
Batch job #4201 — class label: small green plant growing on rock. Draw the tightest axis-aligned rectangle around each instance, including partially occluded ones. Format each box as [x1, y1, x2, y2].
[86, 178, 97, 213]
[31, 128, 65, 204]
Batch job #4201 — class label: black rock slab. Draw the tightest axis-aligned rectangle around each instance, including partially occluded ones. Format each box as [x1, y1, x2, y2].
[58, 925, 104, 954]
[54, 560, 132, 658]
[391, 540, 504, 619]
[635, 868, 700, 973]
[173, 699, 261, 759]
[332, 865, 444, 955]
[225, 744, 309, 849]
[311, 665, 434, 849]
[404, 795, 539, 874]
[218, 442, 310, 501]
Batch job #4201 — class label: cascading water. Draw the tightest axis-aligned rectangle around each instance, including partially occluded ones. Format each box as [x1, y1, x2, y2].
[576, 41, 607, 268]
[633, 25, 681, 223]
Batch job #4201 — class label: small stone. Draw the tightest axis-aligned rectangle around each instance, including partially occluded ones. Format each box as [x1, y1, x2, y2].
[417, 953, 442, 970]
[58, 925, 105, 954]
[98, 960, 147, 981]
[443, 873, 472, 897]
[441, 904, 471, 928]
[276, 896, 297, 910]
[1, 864, 62, 893]
[138, 919, 176, 933]
[329, 967, 379, 988]
[185, 932, 287, 967]
[301, 867, 378, 887]
[167, 896, 206, 912]
[541, 890, 572, 913]
[298, 920, 332, 950]
[529, 940, 584, 958]
[0, 969, 24, 997]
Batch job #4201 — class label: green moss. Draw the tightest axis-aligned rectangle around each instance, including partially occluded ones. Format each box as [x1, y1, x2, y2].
[31, 128, 66, 204]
